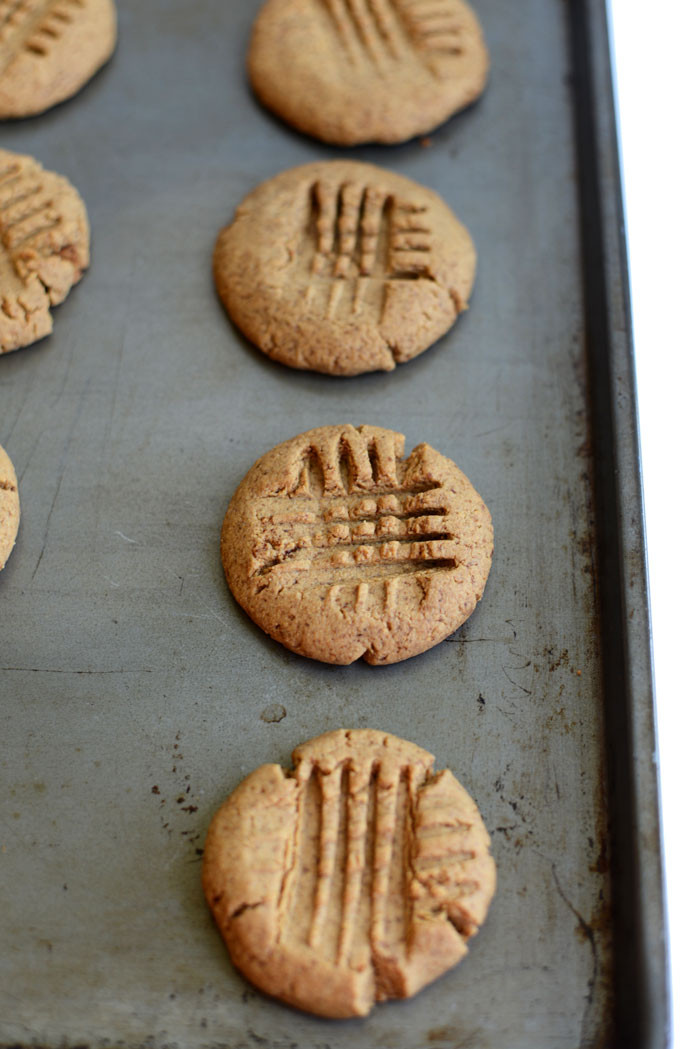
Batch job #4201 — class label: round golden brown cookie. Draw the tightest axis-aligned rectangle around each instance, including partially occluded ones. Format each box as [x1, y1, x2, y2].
[221, 424, 493, 665]
[0, 148, 89, 354]
[248, 0, 489, 145]
[0, 443, 19, 570]
[0, 0, 117, 119]
[203, 728, 496, 1018]
[214, 160, 477, 376]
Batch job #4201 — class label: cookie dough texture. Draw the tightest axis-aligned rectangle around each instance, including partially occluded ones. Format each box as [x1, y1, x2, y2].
[0, 444, 19, 570]
[214, 160, 477, 376]
[0, 148, 89, 354]
[203, 729, 496, 1018]
[248, 0, 489, 145]
[221, 424, 493, 665]
[0, 0, 117, 119]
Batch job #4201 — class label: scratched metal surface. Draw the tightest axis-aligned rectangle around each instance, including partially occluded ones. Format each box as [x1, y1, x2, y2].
[0, 1, 665, 1048]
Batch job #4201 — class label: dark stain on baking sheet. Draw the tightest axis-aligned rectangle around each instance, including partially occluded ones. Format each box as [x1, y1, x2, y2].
[425, 1027, 486, 1048]
[149, 732, 203, 858]
[551, 865, 614, 1049]
[261, 703, 287, 723]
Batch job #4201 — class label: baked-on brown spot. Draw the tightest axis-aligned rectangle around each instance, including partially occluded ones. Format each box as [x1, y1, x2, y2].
[214, 160, 476, 376]
[0, 148, 89, 354]
[0, 0, 116, 118]
[0, 442, 19, 570]
[221, 424, 493, 665]
[248, 0, 489, 145]
[202, 729, 496, 1018]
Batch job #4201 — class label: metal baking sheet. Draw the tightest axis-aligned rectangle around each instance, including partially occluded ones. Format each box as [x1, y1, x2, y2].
[0, 1, 668, 1047]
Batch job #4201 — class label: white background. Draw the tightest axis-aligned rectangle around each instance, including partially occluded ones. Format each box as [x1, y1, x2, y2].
[608, 2, 699, 1047]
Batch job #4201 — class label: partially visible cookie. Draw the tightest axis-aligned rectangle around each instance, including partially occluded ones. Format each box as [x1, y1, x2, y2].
[203, 728, 496, 1018]
[248, 0, 489, 145]
[221, 424, 493, 664]
[0, 148, 89, 354]
[0, 443, 19, 570]
[0, 0, 117, 119]
[214, 160, 476, 376]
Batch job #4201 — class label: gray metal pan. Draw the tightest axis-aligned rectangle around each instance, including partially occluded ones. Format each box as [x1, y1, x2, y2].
[0, 1, 668, 1046]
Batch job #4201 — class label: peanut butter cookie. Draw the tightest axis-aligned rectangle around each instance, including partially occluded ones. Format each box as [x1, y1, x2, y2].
[0, 443, 19, 570]
[203, 729, 496, 1018]
[248, 0, 489, 145]
[214, 160, 477, 376]
[221, 424, 493, 664]
[0, 148, 89, 354]
[0, 0, 117, 119]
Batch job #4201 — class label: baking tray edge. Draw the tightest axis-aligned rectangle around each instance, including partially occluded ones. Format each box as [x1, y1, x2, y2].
[571, 1, 670, 1045]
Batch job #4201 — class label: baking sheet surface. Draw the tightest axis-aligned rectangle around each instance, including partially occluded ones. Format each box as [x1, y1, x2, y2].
[1, 2, 617, 1046]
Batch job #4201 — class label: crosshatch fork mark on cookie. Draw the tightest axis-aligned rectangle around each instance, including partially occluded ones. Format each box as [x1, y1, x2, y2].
[222, 425, 492, 663]
[304, 178, 433, 320]
[252, 437, 458, 609]
[319, 0, 468, 76]
[0, 160, 60, 258]
[0, 0, 86, 70]
[279, 756, 483, 963]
